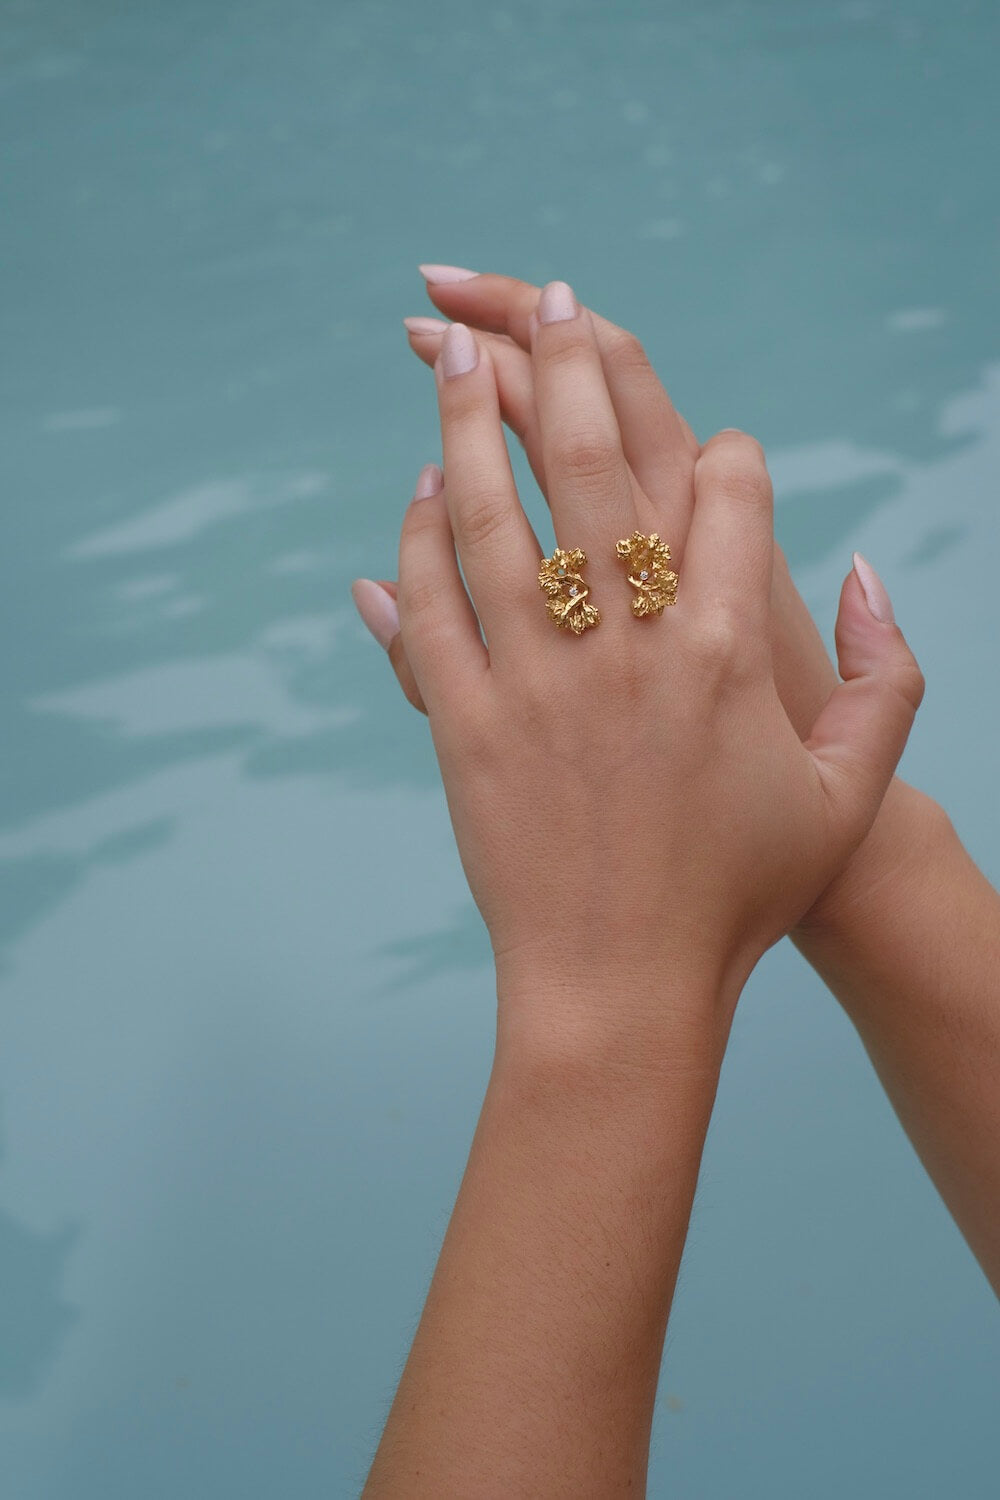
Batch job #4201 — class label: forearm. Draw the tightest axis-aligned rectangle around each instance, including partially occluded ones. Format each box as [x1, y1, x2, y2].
[794, 782, 1000, 1289]
[363, 979, 726, 1499]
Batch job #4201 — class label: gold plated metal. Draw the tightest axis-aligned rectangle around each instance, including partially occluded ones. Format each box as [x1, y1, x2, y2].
[538, 547, 601, 634]
[615, 531, 678, 616]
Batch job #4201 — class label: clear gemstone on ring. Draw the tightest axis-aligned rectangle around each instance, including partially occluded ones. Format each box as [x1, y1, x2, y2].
[639, 569, 649, 581]
[568, 585, 579, 596]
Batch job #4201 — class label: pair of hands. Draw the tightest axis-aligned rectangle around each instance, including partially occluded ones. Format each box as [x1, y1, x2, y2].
[353, 270, 924, 1047]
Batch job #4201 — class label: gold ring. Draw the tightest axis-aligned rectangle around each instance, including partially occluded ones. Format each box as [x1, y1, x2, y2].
[615, 532, 678, 616]
[538, 547, 601, 634]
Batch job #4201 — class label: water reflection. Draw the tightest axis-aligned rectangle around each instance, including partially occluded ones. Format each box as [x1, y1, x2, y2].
[378, 905, 490, 992]
[0, 1197, 77, 1401]
[0, 821, 171, 975]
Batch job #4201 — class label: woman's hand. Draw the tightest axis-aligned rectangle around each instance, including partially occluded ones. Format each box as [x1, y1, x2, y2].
[356, 270, 935, 943]
[385, 285, 923, 1049]
[360, 282, 934, 1498]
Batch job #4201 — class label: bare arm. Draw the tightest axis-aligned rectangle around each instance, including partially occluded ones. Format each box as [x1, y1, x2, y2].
[794, 781, 1000, 1290]
[364, 992, 723, 1498]
[356, 285, 920, 1493]
[358, 268, 1000, 1293]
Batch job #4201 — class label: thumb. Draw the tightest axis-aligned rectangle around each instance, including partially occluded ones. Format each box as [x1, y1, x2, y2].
[805, 554, 924, 839]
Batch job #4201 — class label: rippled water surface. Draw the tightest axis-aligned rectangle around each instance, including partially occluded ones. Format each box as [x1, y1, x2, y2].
[2, 2, 998, 1495]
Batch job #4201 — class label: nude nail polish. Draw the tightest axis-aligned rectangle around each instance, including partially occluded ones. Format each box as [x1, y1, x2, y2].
[441, 323, 478, 378]
[351, 578, 400, 650]
[414, 462, 444, 499]
[852, 552, 895, 624]
[404, 316, 449, 335]
[419, 264, 479, 284]
[537, 280, 578, 324]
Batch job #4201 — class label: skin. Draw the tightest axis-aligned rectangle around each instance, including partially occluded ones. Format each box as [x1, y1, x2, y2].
[359, 286, 923, 1496]
[362, 270, 1000, 1296]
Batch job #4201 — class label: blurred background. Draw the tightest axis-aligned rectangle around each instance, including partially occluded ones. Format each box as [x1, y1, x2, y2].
[1, 1, 998, 1495]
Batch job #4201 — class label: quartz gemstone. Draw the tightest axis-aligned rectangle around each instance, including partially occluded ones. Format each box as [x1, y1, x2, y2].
[568, 584, 578, 596]
[639, 569, 649, 581]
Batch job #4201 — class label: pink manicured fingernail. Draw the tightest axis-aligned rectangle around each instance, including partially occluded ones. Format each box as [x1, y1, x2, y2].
[419, 263, 479, 284]
[441, 323, 478, 378]
[351, 578, 400, 650]
[537, 280, 578, 324]
[414, 462, 444, 500]
[404, 316, 449, 335]
[853, 552, 895, 624]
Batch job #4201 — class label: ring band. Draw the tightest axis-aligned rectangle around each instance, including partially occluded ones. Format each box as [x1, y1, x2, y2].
[616, 532, 678, 616]
[538, 547, 601, 634]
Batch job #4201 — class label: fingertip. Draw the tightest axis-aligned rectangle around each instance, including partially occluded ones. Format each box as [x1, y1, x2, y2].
[403, 315, 449, 337]
[834, 559, 925, 710]
[418, 264, 480, 285]
[351, 578, 400, 651]
[852, 552, 895, 624]
[835, 558, 897, 649]
[438, 322, 479, 379]
[413, 462, 444, 501]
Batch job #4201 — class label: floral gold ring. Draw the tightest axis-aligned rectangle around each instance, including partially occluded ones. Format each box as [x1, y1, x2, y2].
[538, 547, 601, 634]
[615, 532, 678, 616]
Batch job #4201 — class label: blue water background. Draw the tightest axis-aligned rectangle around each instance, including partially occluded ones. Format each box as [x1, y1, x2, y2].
[1, 2, 998, 1495]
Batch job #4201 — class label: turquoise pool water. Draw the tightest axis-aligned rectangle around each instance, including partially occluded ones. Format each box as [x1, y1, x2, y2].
[2, 2, 998, 1495]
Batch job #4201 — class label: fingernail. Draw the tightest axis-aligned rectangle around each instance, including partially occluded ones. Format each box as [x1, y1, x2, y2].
[440, 323, 478, 378]
[351, 578, 400, 650]
[419, 263, 479, 284]
[852, 552, 895, 624]
[404, 315, 449, 335]
[537, 280, 578, 324]
[413, 462, 444, 500]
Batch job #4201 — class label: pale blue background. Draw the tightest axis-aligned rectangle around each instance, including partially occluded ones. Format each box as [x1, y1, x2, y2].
[1, 1, 998, 1496]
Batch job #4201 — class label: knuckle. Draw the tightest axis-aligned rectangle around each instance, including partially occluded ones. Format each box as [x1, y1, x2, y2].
[457, 490, 511, 549]
[537, 329, 591, 374]
[706, 428, 765, 460]
[549, 430, 621, 485]
[604, 327, 651, 378]
[401, 575, 449, 624]
[695, 449, 771, 508]
[897, 655, 926, 712]
[687, 609, 745, 672]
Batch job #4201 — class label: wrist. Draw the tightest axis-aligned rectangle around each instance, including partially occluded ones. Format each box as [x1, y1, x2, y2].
[793, 778, 953, 951]
[493, 950, 736, 1099]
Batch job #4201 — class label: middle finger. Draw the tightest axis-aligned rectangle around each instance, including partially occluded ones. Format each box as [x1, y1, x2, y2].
[531, 281, 652, 571]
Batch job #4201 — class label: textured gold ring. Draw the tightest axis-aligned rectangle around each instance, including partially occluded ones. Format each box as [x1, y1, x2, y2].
[538, 547, 601, 634]
[615, 531, 678, 616]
